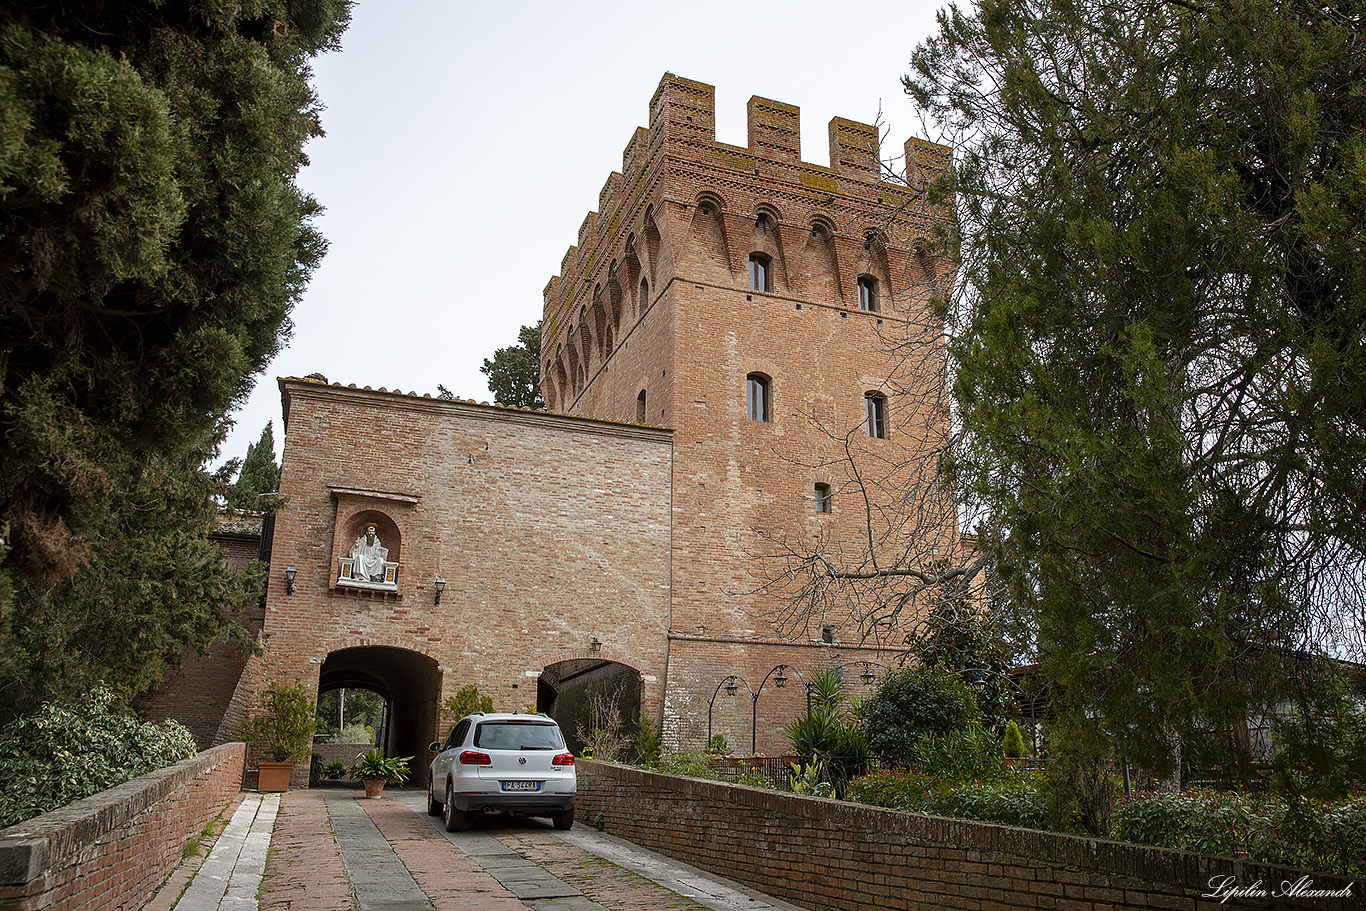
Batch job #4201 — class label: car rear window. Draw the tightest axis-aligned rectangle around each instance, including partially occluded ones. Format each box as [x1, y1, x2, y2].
[474, 721, 565, 751]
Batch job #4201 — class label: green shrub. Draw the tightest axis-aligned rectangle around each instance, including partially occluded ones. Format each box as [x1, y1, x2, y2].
[658, 751, 726, 780]
[627, 709, 663, 766]
[240, 681, 316, 763]
[443, 683, 494, 720]
[1114, 790, 1366, 877]
[847, 768, 1048, 829]
[350, 750, 412, 785]
[0, 689, 196, 828]
[910, 724, 1004, 781]
[322, 760, 348, 779]
[1001, 721, 1028, 758]
[933, 775, 1048, 829]
[860, 666, 980, 766]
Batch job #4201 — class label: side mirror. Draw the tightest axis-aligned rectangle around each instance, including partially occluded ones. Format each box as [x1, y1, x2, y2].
[428, 741, 442, 753]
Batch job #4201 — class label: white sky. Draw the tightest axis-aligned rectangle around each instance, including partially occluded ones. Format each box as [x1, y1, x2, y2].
[220, 0, 948, 466]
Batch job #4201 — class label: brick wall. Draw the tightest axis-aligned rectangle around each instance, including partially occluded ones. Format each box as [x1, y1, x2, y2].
[575, 760, 1359, 911]
[221, 382, 675, 785]
[0, 743, 245, 911]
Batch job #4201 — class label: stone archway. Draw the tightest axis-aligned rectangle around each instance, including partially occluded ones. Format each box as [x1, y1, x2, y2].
[317, 646, 441, 785]
[538, 659, 641, 757]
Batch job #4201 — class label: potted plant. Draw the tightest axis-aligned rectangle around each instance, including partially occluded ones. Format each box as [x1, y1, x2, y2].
[241, 681, 317, 792]
[350, 750, 412, 798]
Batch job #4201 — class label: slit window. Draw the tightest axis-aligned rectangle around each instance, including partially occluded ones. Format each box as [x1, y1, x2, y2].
[814, 483, 831, 514]
[636, 389, 647, 423]
[747, 374, 771, 422]
[865, 392, 888, 438]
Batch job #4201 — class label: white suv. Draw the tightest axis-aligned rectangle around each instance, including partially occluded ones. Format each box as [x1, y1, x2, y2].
[427, 712, 576, 831]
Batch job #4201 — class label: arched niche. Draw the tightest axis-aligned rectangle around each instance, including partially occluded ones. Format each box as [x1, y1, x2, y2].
[329, 486, 419, 598]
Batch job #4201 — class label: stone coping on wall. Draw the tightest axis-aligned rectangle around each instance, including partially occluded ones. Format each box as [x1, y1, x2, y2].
[574, 759, 1359, 911]
[0, 742, 245, 907]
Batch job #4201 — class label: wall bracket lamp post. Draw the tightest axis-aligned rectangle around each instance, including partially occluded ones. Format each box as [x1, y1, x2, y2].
[434, 576, 446, 605]
[755, 664, 811, 762]
[284, 565, 297, 595]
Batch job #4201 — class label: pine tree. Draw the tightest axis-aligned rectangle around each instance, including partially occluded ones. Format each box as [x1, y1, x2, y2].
[479, 322, 545, 410]
[909, 0, 1366, 790]
[226, 424, 282, 513]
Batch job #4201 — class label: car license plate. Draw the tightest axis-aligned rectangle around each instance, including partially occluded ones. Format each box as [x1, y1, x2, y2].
[502, 780, 540, 792]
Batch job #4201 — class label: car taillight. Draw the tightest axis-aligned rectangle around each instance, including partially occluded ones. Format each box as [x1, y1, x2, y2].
[552, 753, 575, 766]
[459, 750, 491, 765]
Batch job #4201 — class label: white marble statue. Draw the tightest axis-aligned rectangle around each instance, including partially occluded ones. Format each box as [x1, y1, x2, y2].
[349, 525, 389, 582]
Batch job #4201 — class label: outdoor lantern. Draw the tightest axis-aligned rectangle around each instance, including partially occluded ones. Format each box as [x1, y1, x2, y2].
[590, 636, 602, 654]
[860, 666, 876, 686]
[774, 668, 788, 688]
[284, 565, 297, 595]
[434, 576, 446, 605]
[725, 678, 737, 697]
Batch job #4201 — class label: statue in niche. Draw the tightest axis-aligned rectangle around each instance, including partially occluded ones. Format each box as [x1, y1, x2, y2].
[349, 524, 389, 582]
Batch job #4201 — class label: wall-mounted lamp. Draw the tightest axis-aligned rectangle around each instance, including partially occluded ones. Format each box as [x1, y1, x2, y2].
[590, 636, 601, 654]
[434, 576, 446, 605]
[859, 666, 877, 686]
[284, 565, 297, 595]
[773, 667, 788, 688]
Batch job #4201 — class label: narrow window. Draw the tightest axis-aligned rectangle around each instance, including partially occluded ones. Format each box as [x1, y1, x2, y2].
[746, 374, 771, 422]
[636, 389, 647, 423]
[822, 625, 836, 644]
[865, 392, 888, 438]
[639, 278, 649, 311]
[858, 276, 878, 312]
[814, 483, 831, 514]
[748, 254, 771, 292]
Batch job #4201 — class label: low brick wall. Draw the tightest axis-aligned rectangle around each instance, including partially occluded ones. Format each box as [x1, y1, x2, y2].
[0, 743, 245, 911]
[575, 760, 1359, 911]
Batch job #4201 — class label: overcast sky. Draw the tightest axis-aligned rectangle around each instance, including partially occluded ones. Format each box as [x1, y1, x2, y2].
[219, 0, 948, 466]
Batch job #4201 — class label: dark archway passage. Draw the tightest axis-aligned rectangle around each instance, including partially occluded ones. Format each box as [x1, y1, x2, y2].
[538, 659, 641, 756]
[318, 646, 441, 785]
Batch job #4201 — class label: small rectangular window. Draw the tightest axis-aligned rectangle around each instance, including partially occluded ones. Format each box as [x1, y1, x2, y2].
[749, 254, 770, 292]
[865, 393, 887, 439]
[858, 277, 878, 312]
[747, 374, 770, 422]
[814, 483, 831, 514]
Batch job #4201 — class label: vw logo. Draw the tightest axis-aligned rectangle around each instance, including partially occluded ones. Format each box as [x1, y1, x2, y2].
[518, 757, 526, 765]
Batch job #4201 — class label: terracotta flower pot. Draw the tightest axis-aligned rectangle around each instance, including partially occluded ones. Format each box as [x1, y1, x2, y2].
[363, 780, 385, 798]
[258, 761, 294, 792]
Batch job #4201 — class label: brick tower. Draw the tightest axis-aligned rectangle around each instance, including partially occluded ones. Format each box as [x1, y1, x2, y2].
[543, 74, 960, 749]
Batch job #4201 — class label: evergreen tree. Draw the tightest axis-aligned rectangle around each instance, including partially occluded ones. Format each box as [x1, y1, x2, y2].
[910, 0, 1366, 789]
[0, 441, 262, 724]
[0, 2, 349, 718]
[480, 322, 545, 410]
[225, 424, 282, 513]
[0, 2, 349, 583]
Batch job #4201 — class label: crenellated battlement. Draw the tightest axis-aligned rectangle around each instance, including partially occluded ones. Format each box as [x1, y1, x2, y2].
[542, 72, 954, 404]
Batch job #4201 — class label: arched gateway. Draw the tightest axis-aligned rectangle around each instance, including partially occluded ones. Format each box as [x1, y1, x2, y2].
[317, 646, 440, 783]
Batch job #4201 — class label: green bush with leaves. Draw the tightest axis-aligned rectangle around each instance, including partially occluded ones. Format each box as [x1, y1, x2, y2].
[860, 666, 980, 767]
[0, 689, 196, 828]
[1001, 721, 1028, 759]
[240, 681, 316, 763]
[350, 750, 412, 785]
[627, 709, 663, 766]
[847, 768, 1047, 830]
[1115, 790, 1366, 877]
[909, 723, 1005, 781]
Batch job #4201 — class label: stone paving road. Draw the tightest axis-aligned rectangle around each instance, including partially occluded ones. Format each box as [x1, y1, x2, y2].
[244, 788, 805, 911]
